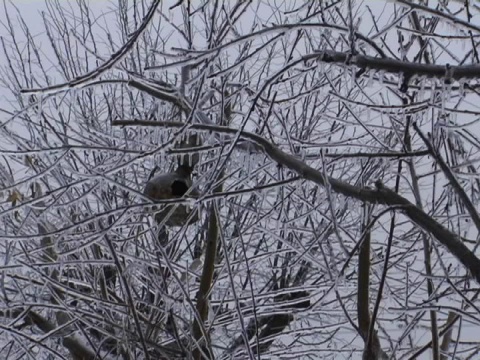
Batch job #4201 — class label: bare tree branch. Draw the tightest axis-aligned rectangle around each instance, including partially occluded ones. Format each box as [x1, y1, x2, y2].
[113, 119, 480, 285]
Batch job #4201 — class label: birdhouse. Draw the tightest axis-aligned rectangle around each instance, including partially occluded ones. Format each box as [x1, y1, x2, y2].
[144, 134, 201, 227]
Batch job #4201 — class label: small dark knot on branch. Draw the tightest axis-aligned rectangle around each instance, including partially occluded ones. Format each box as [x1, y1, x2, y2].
[399, 72, 412, 93]
[317, 50, 333, 63]
[444, 63, 453, 85]
[345, 53, 353, 65]
[374, 180, 384, 190]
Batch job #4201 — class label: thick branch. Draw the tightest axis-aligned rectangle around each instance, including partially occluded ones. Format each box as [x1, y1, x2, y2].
[113, 119, 480, 285]
[312, 50, 480, 80]
[22, 310, 97, 360]
[192, 203, 218, 360]
[0, 309, 96, 360]
[357, 210, 386, 360]
[192, 94, 230, 360]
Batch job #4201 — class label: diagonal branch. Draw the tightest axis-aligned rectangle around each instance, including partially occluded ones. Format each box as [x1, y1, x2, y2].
[113, 119, 480, 285]
[0, 308, 97, 360]
[191, 203, 218, 360]
[25, 311, 97, 360]
[413, 123, 480, 239]
[191, 91, 231, 360]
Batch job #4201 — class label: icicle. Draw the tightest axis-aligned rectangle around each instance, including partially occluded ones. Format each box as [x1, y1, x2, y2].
[450, 112, 458, 127]
[461, 37, 466, 51]
[316, 60, 325, 74]
[206, 131, 216, 145]
[299, 148, 306, 162]
[429, 80, 436, 104]
[216, 196, 225, 211]
[238, 153, 247, 176]
[440, 82, 447, 115]
[37, 93, 44, 116]
[422, 109, 428, 122]
[445, 81, 452, 104]
[157, 129, 163, 145]
[71, 88, 78, 103]
[398, 106, 406, 125]
[245, 153, 251, 177]
[366, 69, 374, 87]
[458, 79, 465, 99]
[418, 76, 426, 101]
[350, 66, 356, 88]
[159, 150, 166, 167]
[378, 70, 385, 86]
[397, 72, 403, 88]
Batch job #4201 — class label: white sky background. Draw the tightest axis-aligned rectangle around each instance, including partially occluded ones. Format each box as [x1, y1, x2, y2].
[1, 0, 480, 359]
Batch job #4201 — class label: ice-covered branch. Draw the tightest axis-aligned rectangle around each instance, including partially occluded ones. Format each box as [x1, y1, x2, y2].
[313, 50, 480, 81]
[113, 119, 480, 285]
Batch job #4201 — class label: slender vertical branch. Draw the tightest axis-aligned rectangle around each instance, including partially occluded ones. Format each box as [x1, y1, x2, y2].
[192, 89, 231, 359]
[358, 204, 386, 359]
[192, 202, 219, 360]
